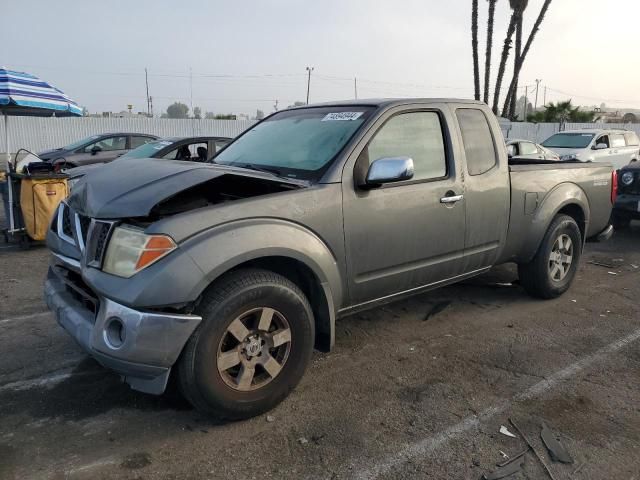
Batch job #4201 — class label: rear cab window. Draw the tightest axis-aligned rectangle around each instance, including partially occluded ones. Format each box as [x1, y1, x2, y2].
[456, 108, 497, 175]
[611, 134, 626, 148]
[624, 132, 639, 146]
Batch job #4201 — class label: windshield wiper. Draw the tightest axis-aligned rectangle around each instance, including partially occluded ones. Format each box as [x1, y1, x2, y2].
[230, 163, 284, 177]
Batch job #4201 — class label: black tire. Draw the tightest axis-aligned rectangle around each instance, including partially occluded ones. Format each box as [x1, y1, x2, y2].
[611, 211, 631, 229]
[518, 214, 582, 299]
[177, 268, 315, 419]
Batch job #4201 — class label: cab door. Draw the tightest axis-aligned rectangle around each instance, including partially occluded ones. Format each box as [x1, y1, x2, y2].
[342, 106, 466, 305]
[451, 106, 510, 272]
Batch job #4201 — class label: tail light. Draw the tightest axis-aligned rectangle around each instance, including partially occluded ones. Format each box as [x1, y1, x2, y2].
[611, 170, 618, 204]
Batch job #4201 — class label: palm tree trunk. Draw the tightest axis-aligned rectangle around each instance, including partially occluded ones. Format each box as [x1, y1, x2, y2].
[503, 0, 553, 118]
[483, 0, 498, 104]
[472, 0, 481, 101]
[492, 13, 517, 114]
[508, 14, 523, 119]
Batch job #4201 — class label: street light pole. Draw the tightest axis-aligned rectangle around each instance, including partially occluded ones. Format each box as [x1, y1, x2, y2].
[534, 79, 542, 110]
[306, 66, 314, 104]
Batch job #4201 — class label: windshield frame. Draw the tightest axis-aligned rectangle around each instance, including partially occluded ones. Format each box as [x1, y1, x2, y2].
[542, 133, 595, 149]
[211, 106, 376, 182]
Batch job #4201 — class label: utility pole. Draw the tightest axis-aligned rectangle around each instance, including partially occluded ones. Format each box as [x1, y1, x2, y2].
[523, 85, 529, 121]
[149, 96, 154, 117]
[189, 67, 193, 115]
[145, 68, 150, 117]
[274, 99, 279, 112]
[543, 86, 547, 107]
[305, 66, 314, 104]
[534, 79, 542, 110]
[354, 77, 358, 99]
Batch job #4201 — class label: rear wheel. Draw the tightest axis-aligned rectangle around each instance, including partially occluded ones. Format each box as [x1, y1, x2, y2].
[177, 269, 315, 419]
[518, 214, 582, 299]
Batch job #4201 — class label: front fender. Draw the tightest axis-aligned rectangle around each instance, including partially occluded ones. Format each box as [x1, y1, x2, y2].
[521, 183, 590, 262]
[182, 218, 344, 310]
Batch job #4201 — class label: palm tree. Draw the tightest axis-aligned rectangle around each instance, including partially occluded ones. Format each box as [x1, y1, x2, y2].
[502, 0, 528, 118]
[472, 0, 481, 101]
[483, 0, 498, 104]
[503, 0, 553, 118]
[491, 1, 518, 114]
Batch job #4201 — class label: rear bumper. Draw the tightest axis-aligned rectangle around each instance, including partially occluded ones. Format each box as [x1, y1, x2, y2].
[44, 263, 201, 394]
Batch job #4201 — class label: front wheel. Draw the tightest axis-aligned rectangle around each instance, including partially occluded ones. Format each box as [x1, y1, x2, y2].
[518, 214, 582, 299]
[177, 269, 315, 419]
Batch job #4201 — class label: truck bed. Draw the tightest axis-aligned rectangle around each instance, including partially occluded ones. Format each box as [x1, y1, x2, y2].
[499, 161, 613, 263]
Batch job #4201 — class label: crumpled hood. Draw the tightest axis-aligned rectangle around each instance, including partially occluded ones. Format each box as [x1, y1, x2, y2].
[66, 158, 299, 219]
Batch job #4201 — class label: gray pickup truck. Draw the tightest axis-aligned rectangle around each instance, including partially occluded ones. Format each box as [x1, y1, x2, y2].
[45, 99, 615, 419]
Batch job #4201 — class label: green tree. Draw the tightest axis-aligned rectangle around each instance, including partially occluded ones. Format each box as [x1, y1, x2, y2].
[193, 106, 202, 119]
[256, 109, 265, 120]
[204, 111, 216, 119]
[527, 100, 594, 124]
[166, 102, 189, 119]
[471, 0, 480, 101]
[214, 114, 237, 120]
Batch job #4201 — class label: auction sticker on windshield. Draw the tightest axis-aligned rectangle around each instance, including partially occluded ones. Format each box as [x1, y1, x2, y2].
[322, 112, 364, 121]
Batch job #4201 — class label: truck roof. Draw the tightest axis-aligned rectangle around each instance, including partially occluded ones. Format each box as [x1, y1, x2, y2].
[292, 98, 485, 109]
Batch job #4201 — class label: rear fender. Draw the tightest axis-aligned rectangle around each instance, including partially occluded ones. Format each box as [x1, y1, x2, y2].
[520, 183, 590, 263]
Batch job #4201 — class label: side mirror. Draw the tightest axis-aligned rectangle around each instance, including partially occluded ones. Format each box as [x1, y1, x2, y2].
[593, 143, 608, 150]
[506, 145, 516, 158]
[363, 156, 414, 188]
[90, 145, 102, 155]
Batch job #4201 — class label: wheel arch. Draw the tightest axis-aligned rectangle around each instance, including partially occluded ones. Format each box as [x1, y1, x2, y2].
[520, 183, 590, 263]
[182, 220, 343, 352]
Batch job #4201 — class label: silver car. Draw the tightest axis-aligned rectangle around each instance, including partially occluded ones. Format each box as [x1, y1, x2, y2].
[542, 129, 640, 169]
[506, 138, 560, 160]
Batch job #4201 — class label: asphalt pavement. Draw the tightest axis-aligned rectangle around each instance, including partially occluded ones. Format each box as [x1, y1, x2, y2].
[1, 225, 639, 479]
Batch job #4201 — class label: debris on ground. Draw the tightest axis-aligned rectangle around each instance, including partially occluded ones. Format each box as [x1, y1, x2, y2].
[588, 260, 616, 268]
[499, 450, 509, 459]
[540, 422, 574, 464]
[423, 300, 452, 321]
[509, 418, 558, 480]
[497, 448, 529, 467]
[483, 458, 524, 480]
[607, 271, 618, 276]
[266, 415, 275, 423]
[298, 437, 309, 445]
[499, 425, 517, 438]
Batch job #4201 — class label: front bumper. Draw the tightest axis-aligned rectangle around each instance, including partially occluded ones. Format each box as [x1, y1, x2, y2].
[44, 261, 201, 394]
[614, 194, 640, 219]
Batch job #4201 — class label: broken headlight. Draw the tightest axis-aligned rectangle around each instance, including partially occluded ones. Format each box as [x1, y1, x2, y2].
[102, 225, 176, 278]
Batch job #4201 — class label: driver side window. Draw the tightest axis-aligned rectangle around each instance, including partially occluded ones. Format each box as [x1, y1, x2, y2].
[596, 135, 610, 148]
[366, 111, 447, 181]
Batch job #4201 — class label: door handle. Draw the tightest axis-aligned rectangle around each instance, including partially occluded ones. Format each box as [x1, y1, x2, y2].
[440, 194, 464, 204]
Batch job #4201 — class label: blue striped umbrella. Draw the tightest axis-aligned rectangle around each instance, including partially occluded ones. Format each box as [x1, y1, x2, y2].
[1, 67, 82, 232]
[0, 67, 82, 117]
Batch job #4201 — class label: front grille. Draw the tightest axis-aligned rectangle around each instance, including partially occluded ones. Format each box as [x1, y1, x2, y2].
[86, 220, 116, 268]
[61, 205, 73, 238]
[78, 214, 91, 244]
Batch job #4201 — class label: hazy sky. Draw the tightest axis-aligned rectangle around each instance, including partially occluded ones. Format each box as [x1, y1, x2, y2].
[3, 0, 639, 116]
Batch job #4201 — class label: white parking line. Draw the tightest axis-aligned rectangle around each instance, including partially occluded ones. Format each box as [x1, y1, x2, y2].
[0, 311, 50, 325]
[352, 326, 640, 480]
[0, 371, 74, 393]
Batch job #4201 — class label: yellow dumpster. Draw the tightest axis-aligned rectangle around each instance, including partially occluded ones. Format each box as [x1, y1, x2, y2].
[20, 176, 68, 241]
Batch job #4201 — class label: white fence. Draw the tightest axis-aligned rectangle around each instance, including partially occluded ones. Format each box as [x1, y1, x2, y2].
[3, 116, 640, 168]
[500, 122, 640, 143]
[0, 117, 256, 164]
